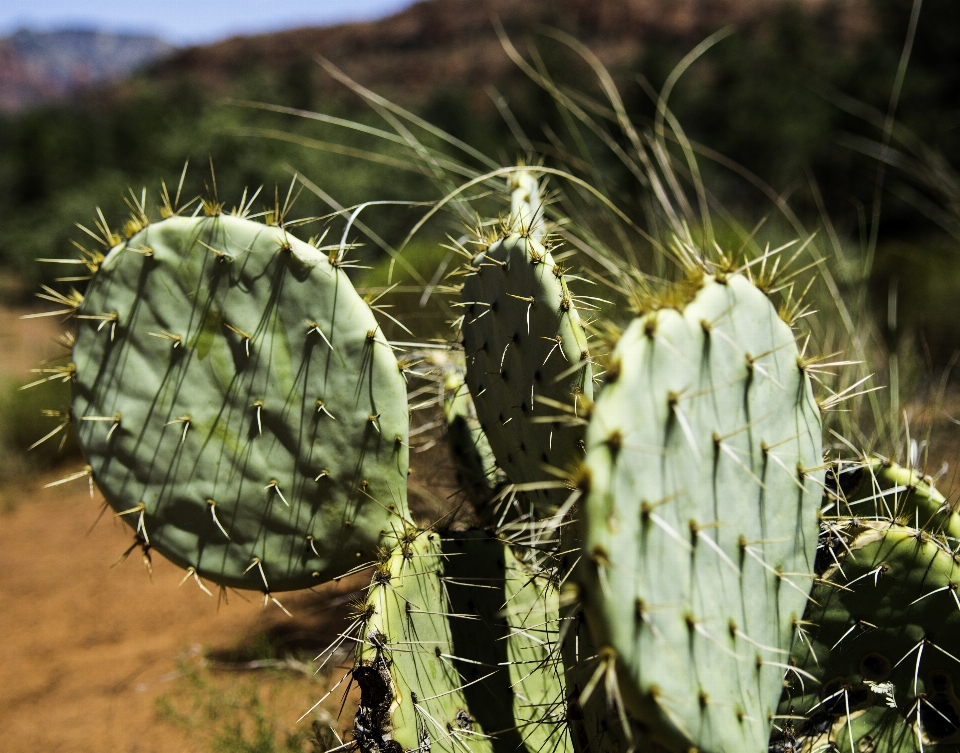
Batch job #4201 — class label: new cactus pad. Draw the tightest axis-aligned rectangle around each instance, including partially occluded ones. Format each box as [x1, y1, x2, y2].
[353, 530, 491, 753]
[72, 214, 409, 591]
[776, 522, 960, 752]
[579, 272, 823, 752]
[459, 230, 593, 511]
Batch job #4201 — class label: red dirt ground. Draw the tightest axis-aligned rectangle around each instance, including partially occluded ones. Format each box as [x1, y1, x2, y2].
[0, 475, 364, 753]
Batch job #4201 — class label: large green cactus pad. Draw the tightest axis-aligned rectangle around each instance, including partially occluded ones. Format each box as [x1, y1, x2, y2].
[460, 233, 593, 511]
[354, 530, 492, 753]
[776, 523, 960, 752]
[580, 273, 822, 753]
[72, 214, 409, 591]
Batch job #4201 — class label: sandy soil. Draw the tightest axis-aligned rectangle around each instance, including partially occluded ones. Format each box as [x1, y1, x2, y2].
[0, 476, 364, 753]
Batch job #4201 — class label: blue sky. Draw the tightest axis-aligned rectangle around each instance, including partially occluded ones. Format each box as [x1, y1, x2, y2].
[0, 0, 419, 46]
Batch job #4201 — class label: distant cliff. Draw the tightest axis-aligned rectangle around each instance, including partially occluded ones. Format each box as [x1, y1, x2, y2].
[0, 29, 175, 111]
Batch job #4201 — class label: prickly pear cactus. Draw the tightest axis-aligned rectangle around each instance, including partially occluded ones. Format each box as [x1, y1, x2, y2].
[836, 457, 960, 542]
[353, 530, 492, 753]
[459, 229, 592, 511]
[72, 214, 409, 591]
[775, 523, 960, 752]
[579, 272, 823, 753]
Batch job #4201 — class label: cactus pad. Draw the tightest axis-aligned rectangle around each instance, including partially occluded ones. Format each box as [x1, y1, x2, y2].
[72, 214, 409, 591]
[776, 523, 960, 752]
[503, 543, 572, 753]
[580, 273, 823, 752]
[353, 530, 492, 753]
[460, 232, 592, 511]
[837, 457, 960, 543]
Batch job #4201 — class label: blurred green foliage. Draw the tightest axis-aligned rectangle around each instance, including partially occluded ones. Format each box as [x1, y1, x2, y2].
[0, 376, 78, 483]
[0, 0, 957, 362]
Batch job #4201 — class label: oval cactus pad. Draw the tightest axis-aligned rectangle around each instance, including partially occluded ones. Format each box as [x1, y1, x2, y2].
[580, 273, 823, 753]
[460, 233, 593, 511]
[72, 214, 409, 591]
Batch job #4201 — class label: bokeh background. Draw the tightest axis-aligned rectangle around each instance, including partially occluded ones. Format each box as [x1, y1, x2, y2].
[1, 1, 958, 750]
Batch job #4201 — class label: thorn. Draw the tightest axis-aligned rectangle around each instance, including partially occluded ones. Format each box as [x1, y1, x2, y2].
[244, 557, 269, 590]
[250, 400, 264, 435]
[116, 502, 149, 544]
[206, 499, 231, 540]
[315, 400, 337, 420]
[164, 415, 192, 443]
[265, 479, 289, 507]
[82, 413, 122, 440]
[44, 465, 93, 491]
[147, 330, 183, 348]
[304, 320, 335, 351]
[224, 322, 252, 356]
[178, 567, 213, 596]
